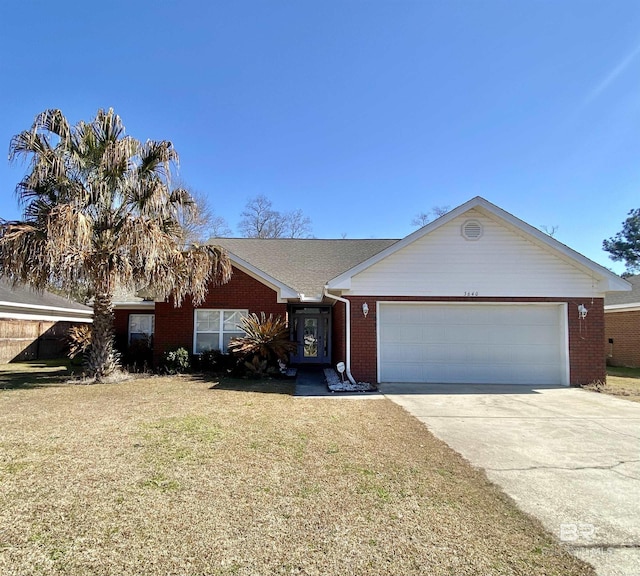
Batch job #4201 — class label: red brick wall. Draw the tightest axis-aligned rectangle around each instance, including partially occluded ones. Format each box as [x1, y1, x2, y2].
[568, 298, 605, 385]
[113, 309, 130, 353]
[346, 296, 605, 386]
[605, 310, 640, 367]
[153, 267, 287, 363]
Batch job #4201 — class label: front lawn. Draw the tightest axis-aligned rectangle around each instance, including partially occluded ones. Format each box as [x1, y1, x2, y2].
[0, 359, 77, 390]
[0, 368, 593, 575]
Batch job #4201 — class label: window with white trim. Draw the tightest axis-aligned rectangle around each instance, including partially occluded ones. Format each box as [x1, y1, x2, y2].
[128, 314, 155, 345]
[194, 309, 248, 353]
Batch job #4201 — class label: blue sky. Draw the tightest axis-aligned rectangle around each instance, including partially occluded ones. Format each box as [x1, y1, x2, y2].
[1, 1, 639, 274]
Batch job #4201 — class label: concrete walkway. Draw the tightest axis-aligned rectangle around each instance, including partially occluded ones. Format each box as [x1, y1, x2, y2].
[293, 367, 333, 397]
[294, 367, 383, 398]
[381, 383, 640, 576]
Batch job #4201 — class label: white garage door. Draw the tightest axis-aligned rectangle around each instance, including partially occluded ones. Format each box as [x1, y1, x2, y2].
[378, 303, 568, 385]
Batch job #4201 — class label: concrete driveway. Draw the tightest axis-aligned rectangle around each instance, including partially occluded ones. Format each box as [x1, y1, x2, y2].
[381, 384, 640, 576]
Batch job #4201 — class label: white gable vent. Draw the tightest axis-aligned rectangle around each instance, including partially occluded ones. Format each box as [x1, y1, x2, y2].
[461, 219, 483, 240]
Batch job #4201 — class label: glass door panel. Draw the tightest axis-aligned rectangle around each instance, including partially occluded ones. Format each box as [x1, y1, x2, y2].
[303, 318, 318, 358]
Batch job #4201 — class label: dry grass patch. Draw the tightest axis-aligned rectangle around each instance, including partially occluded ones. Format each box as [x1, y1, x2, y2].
[0, 372, 594, 575]
[597, 367, 640, 403]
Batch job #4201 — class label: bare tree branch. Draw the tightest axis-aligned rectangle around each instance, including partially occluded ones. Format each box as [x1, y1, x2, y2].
[284, 208, 312, 238]
[173, 180, 232, 243]
[540, 224, 559, 238]
[411, 205, 451, 228]
[238, 195, 312, 238]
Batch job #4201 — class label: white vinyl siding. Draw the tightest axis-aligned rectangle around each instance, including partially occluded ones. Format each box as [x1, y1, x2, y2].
[378, 302, 568, 385]
[348, 209, 602, 298]
[128, 314, 154, 345]
[194, 309, 247, 353]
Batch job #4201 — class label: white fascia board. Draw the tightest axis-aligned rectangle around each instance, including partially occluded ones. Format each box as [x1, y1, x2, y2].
[0, 311, 93, 323]
[0, 300, 93, 316]
[113, 301, 156, 310]
[299, 294, 325, 303]
[227, 254, 299, 302]
[605, 303, 640, 312]
[326, 196, 632, 294]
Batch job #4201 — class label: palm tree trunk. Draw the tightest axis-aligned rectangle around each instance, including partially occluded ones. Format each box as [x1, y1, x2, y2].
[88, 288, 119, 380]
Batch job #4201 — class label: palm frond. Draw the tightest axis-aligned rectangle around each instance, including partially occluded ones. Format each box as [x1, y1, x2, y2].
[66, 324, 91, 359]
[4, 107, 232, 379]
[228, 313, 296, 362]
[137, 140, 178, 181]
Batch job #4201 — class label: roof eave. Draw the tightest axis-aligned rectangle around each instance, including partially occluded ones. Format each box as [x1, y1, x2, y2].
[113, 301, 156, 310]
[0, 300, 93, 316]
[227, 253, 299, 302]
[604, 303, 640, 312]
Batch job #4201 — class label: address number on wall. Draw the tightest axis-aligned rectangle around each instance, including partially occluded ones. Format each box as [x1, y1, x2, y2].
[464, 291, 479, 296]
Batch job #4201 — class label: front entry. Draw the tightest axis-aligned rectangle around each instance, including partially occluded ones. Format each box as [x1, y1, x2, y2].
[290, 306, 331, 364]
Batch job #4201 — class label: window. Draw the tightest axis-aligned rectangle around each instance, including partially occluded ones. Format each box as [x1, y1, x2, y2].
[194, 309, 247, 353]
[128, 314, 155, 345]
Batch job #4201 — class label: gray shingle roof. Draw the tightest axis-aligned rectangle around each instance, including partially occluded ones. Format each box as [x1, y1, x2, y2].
[209, 238, 399, 299]
[605, 275, 640, 306]
[0, 279, 91, 312]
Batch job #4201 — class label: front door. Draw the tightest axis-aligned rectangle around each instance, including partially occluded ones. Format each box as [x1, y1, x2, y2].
[291, 308, 331, 364]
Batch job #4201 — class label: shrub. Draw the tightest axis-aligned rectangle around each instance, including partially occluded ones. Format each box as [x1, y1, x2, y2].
[228, 313, 296, 369]
[192, 349, 239, 373]
[162, 347, 191, 374]
[122, 336, 153, 373]
[66, 324, 92, 361]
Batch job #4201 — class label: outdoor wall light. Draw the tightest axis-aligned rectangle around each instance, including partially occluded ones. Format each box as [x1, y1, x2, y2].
[362, 302, 369, 318]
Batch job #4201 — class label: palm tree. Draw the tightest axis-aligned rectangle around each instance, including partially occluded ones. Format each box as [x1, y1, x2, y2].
[0, 108, 232, 380]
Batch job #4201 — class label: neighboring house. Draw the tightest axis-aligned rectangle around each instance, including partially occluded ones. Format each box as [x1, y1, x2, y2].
[604, 275, 640, 367]
[0, 280, 93, 363]
[114, 197, 630, 386]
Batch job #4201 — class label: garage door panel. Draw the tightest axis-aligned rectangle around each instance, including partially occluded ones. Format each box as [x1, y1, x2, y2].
[378, 303, 566, 385]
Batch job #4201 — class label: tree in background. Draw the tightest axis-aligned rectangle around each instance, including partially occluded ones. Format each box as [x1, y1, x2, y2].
[174, 179, 232, 243]
[411, 205, 450, 228]
[540, 224, 559, 238]
[603, 209, 640, 273]
[0, 109, 232, 380]
[238, 194, 312, 238]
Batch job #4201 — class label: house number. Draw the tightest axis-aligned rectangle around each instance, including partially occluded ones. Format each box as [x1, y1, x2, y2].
[464, 291, 479, 296]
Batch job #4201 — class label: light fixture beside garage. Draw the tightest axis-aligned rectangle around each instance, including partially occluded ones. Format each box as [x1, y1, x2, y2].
[461, 219, 483, 240]
[362, 302, 369, 318]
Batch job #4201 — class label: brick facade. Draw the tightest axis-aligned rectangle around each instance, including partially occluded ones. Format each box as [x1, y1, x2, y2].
[152, 267, 286, 364]
[345, 296, 605, 386]
[113, 309, 132, 354]
[115, 274, 606, 385]
[605, 310, 640, 367]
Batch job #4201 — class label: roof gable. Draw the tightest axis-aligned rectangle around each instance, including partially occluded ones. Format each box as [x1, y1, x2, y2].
[208, 238, 398, 301]
[327, 197, 630, 296]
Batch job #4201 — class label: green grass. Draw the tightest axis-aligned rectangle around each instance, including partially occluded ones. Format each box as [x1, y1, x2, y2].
[606, 366, 640, 379]
[0, 359, 78, 390]
[0, 369, 594, 576]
